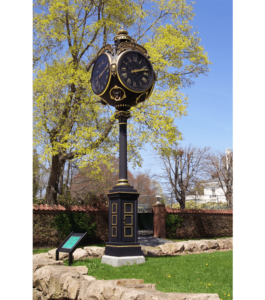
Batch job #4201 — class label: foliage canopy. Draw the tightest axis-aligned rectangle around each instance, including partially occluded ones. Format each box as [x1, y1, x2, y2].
[33, 0, 211, 203]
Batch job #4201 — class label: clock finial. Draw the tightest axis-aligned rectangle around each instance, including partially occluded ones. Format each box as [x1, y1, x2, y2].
[117, 27, 128, 36]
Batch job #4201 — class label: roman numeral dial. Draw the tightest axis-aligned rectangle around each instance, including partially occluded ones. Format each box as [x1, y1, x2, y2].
[91, 54, 111, 95]
[118, 51, 154, 92]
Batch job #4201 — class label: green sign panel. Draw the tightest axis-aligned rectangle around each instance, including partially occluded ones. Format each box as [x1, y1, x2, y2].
[62, 236, 82, 249]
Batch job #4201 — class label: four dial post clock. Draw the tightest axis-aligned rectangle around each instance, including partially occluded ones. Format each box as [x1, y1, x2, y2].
[91, 29, 156, 267]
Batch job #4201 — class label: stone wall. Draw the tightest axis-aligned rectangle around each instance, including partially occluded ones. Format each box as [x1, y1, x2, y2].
[33, 205, 233, 248]
[165, 208, 233, 239]
[33, 205, 109, 248]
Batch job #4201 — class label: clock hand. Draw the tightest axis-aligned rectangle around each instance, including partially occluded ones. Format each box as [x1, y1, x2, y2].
[99, 65, 109, 78]
[131, 68, 149, 73]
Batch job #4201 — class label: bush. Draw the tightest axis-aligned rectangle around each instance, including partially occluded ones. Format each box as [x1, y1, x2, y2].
[52, 212, 96, 246]
[165, 214, 184, 238]
[33, 198, 45, 205]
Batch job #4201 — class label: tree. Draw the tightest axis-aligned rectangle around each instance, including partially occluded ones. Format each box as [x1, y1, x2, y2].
[206, 149, 233, 207]
[33, 0, 211, 204]
[160, 145, 210, 209]
[187, 180, 206, 195]
[129, 170, 163, 206]
[70, 157, 122, 200]
[33, 149, 41, 200]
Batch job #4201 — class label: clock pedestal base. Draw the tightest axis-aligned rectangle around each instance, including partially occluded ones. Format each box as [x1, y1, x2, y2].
[101, 255, 145, 267]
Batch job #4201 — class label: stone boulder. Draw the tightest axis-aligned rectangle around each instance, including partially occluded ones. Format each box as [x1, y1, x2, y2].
[192, 240, 210, 251]
[33, 288, 47, 300]
[33, 252, 52, 260]
[84, 246, 105, 258]
[78, 279, 220, 300]
[207, 240, 220, 249]
[83, 275, 96, 282]
[182, 241, 200, 252]
[33, 265, 93, 299]
[33, 258, 64, 273]
[72, 266, 88, 275]
[216, 238, 233, 249]
[166, 292, 220, 299]
[34, 266, 220, 300]
[158, 243, 184, 255]
[47, 248, 69, 260]
[72, 248, 89, 260]
[141, 246, 163, 256]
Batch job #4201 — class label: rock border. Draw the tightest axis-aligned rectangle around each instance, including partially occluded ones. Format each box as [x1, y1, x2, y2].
[32, 238, 232, 300]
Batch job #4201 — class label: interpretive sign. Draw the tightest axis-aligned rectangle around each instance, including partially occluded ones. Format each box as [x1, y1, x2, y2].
[56, 232, 87, 266]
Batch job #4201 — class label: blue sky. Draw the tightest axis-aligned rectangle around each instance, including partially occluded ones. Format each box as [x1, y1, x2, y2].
[130, 0, 233, 174]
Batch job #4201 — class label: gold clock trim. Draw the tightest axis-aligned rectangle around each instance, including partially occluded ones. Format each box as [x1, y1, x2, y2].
[145, 82, 155, 101]
[94, 53, 112, 97]
[136, 91, 149, 104]
[107, 192, 139, 195]
[124, 203, 133, 214]
[124, 226, 133, 237]
[117, 50, 154, 94]
[109, 85, 127, 101]
[112, 215, 117, 225]
[123, 215, 133, 225]
[99, 97, 108, 105]
[111, 226, 117, 237]
[112, 203, 117, 214]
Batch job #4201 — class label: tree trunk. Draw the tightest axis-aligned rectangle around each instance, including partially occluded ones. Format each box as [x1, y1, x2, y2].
[59, 161, 65, 195]
[179, 191, 186, 209]
[45, 155, 60, 205]
[226, 191, 233, 207]
[64, 161, 71, 197]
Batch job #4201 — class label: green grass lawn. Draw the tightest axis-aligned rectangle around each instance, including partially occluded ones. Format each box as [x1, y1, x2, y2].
[33, 243, 106, 255]
[33, 249, 52, 255]
[65, 251, 233, 300]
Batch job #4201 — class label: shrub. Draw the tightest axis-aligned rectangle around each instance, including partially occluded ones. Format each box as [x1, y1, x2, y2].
[165, 214, 184, 238]
[52, 212, 96, 246]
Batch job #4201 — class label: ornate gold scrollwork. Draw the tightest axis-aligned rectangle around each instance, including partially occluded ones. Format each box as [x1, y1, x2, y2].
[117, 42, 147, 56]
[136, 91, 148, 104]
[114, 110, 131, 120]
[110, 85, 126, 101]
[97, 44, 113, 56]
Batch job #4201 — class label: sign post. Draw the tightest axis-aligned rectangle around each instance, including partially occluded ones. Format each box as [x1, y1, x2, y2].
[56, 232, 87, 266]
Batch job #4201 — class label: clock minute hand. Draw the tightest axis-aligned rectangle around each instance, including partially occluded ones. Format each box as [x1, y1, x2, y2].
[99, 65, 108, 78]
[131, 68, 149, 73]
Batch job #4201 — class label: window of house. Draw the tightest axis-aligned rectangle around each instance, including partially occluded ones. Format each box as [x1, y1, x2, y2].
[212, 188, 216, 196]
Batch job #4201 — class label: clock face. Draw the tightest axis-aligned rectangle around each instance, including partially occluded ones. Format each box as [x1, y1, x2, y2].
[118, 51, 154, 92]
[91, 54, 111, 95]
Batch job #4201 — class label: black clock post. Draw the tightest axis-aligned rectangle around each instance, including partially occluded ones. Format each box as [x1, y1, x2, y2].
[90, 29, 155, 267]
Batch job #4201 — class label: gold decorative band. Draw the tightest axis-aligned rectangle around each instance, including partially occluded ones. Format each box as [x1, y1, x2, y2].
[118, 179, 129, 182]
[107, 192, 140, 195]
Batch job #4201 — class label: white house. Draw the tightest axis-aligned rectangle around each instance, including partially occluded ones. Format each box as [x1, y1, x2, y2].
[185, 148, 232, 204]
